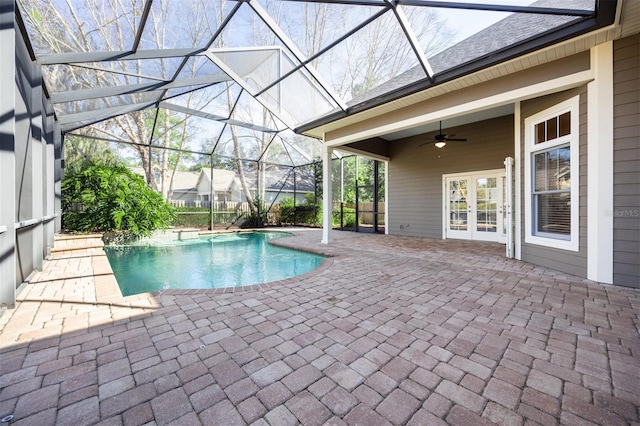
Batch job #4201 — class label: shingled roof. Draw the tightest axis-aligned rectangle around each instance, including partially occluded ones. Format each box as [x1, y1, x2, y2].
[348, 0, 591, 107]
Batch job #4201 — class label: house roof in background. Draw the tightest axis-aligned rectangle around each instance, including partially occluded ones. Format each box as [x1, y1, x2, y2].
[198, 169, 238, 193]
[129, 167, 200, 192]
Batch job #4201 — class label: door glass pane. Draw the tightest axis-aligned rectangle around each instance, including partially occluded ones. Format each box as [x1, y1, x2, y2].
[476, 177, 497, 233]
[449, 179, 467, 231]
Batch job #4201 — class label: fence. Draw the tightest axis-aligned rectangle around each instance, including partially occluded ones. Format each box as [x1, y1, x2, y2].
[169, 200, 319, 229]
[171, 201, 249, 229]
[332, 202, 385, 223]
[169, 200, 248, 209]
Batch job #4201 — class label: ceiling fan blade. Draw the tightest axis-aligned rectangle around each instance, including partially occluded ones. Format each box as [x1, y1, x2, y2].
[421, 121, 468, 145]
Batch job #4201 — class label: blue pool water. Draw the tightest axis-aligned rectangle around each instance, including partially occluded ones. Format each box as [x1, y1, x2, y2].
[104, 232, 325, 296]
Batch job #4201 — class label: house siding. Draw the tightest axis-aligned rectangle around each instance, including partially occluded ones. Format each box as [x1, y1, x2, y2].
[388, 115, 514, 238]
[613, 34, 640, 288]
[520, 87, 588, 278]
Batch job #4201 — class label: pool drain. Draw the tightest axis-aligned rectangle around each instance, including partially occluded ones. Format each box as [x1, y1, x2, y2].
[1, 415, 14, 423]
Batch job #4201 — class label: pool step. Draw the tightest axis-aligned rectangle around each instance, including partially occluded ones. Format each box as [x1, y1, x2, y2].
[51, 233, 104, 255]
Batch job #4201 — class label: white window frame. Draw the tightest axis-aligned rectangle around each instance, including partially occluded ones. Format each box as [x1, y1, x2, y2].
[524, 96, 580, 252]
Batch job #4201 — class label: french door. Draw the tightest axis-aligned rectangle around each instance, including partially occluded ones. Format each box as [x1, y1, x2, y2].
[444, 170, 507, 243]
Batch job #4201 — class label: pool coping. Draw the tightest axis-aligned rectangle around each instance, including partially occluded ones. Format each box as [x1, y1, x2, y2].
[53, 229, 337, 304]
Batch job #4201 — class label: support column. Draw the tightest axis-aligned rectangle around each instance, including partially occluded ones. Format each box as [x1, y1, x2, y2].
[587, 41, 614, 284]
[44, 99, 56, 255]
[321, 146, 333, 244]
[31, 70, 44, 271]
[514, 101, 522, 260]
[0, 0, 16, 308]
[54, 126, 62, 232]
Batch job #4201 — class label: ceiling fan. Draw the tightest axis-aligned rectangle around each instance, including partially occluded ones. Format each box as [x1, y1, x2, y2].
[420, 121, 467, 148]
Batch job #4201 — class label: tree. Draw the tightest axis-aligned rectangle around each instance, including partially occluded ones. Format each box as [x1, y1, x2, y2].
[62, 164, 174, 237]
[21, 0, 455, 212]
[20, 0, 226, 198]
[63, 133, 119, 176]
[271, 3, 455, 100]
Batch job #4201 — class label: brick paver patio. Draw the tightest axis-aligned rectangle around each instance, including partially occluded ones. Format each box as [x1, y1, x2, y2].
[1, 229, 638, 425]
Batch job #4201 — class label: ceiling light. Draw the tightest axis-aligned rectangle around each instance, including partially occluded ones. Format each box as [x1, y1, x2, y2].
[435, 141, 446, 148]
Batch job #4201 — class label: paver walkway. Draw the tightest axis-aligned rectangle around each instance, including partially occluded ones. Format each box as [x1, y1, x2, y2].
[0, 229, 638, 425]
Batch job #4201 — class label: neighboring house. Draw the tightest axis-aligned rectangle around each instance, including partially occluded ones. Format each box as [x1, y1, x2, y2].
[168, 171, 201, 202]
[194, 168, 315, 205]
[195, 169, 242, 203]
[261, 169, 316, 205]
[302, 2, 639, 287]
[129, 167, 200, 202]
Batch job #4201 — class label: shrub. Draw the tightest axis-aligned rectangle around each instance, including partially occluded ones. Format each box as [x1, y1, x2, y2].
[173, 209, 211, 229]
[277, 195, 319, 226]
[62, 164, 175, 237]
[333, 207, 356, 228]
[240, 198, 268, 228]
[278, 197, 296, 224]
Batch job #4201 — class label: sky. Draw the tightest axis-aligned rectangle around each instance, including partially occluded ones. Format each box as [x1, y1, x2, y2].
[436, 0, 537, 43]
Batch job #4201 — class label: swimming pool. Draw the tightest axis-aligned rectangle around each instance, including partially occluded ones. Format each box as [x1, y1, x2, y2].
[104, 231, 325, 296]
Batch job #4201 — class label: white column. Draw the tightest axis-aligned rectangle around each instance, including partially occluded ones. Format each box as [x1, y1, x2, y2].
[587, 41, 614, 284]
[384, 160, 389, 235]
[321, 145, 333, 244]
[514, 101, 522, 260]
[504, 157, 514, 258]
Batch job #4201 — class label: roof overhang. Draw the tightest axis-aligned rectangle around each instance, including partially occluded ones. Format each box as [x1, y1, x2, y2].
[296, 0, 620, 140]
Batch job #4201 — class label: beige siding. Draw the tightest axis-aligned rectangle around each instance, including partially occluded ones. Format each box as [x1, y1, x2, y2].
[520, 87, 588, 278]
[388, 115, 514, 238]
[613, 34, 640, 288]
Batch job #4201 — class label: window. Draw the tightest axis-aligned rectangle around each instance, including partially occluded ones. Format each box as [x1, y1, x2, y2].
[525, 96, 579, 251]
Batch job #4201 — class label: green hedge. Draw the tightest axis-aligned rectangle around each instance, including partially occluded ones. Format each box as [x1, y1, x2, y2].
[332, 207, 356, 228]
[172, 207, 245, 228]
[278, 196, 319, 226]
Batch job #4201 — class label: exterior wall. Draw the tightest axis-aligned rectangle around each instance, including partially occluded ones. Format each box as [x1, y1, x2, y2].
[520, 87, 588, 278]
[613, 34, 640, 288]
[0, 4, 58, 310]
[196, 177, 210, 200]
[388, 115, 514, 238]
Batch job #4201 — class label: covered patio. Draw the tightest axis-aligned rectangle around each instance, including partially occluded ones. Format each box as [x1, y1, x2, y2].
[1, 231, 638, 425]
